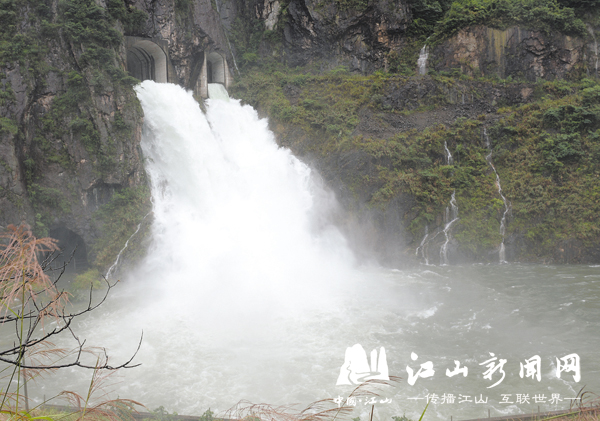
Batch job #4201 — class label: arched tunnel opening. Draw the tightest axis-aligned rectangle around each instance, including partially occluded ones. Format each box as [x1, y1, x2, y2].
[126, 39, 168, 83]
[125, 37, 231, 97]
[206, 52, 226, 85]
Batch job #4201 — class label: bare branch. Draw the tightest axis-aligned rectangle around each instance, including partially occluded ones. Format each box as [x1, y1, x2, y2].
[0, 223, 142, 374]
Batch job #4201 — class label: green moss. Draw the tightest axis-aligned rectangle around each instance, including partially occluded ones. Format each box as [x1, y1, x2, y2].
[232, 66, 600, 261]
[485, 78, 600, 256]
[387, 40, 422, 76]
[92, 185, 152, 270]
[0, 116, 18, 135]
[70, 268, 104, 297]
[106, 0, 147, 34]
[29, 183, 71, 213]
[60, 0, 122, 46]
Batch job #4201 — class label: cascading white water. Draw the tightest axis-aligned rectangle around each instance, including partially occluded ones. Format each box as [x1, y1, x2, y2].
[415, 225, 429, 265]
[207, 83, 230, 100]
[28, 81, 600, 421]
[133, 81, 356, 322]
[417, 142, 457, 265]
[439, 142, 458, 265]
[484, 129, 510, 263]
[444, 141, 453, 165]
[440, 191, 458, 265]
[417, 45, 429, 75]
[67, 80, 362, 413]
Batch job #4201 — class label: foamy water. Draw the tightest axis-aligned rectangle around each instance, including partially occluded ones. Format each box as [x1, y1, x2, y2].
[25, 83, 599, 421]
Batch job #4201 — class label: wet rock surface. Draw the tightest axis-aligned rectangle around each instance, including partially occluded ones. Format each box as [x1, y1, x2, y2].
[433, 26, 588, 81]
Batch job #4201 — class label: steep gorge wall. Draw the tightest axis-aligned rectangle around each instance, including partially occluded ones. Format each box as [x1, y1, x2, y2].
[227, 1, 600, 265]
[1, 0, 599, 269]
[0, 0, 147, 270]
[432, 25, 599, 81]
[219, 0, 412, 72]
[0, 0, 234, 271]
[221, 0, 600, 77]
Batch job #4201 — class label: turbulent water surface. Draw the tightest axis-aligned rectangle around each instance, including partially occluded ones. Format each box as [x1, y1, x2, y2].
[30, 82, 599, 421]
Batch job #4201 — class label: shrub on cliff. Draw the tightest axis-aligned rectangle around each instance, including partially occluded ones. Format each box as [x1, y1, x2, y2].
[432, 0, 588, 41]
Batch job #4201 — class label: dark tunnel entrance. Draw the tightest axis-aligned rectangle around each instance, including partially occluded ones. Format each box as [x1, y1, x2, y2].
[206, 51, 226, 85]
[49, 227, 89, 275]
[125, 38, 168, 83]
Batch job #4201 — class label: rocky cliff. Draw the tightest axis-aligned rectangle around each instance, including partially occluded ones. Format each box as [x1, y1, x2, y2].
[218, 0, 412, 72]
[226, 0, 600, 265]
[432, 25, 599, 81]
[1, 0, 599, 271]
[0, 0, 233, 273]
[0, 0, 148, 270]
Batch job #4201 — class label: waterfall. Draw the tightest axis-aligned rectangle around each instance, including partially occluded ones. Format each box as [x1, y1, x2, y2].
[416, 141, 457, 265]
[437, 140, 458, 265]
[484, 129, 510, 263]
[208, 83, 230, 100]
[415, 225, 429, 265]
[46, 81, 600, 421]
[444, 140, 453, 165]
[131, 81, 354, 327]
[417, 45, 429, 75]
[440, 191, 459, 265]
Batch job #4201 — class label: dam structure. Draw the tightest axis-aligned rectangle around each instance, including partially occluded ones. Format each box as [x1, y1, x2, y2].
[124, 36, 232, 98]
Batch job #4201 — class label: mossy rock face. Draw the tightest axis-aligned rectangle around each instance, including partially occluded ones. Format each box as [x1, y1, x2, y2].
[92, 184, 152, 274]
[231, 67, 600, 265]
[431, 26, 588, 82]
[0, 0, 150, 277]
[0, 0, 235, 279]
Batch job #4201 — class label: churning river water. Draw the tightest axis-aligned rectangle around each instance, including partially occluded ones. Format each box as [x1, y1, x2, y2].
[26, 82, 600, 421]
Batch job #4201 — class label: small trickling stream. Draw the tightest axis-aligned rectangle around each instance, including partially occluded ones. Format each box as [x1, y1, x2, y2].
[417, 45, 429, 75]
[484, 129, 510, 263]
[440, 191, 459, 265]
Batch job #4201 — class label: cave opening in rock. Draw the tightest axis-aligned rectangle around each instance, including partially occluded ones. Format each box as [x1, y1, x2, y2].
[48, 227, 89, 275]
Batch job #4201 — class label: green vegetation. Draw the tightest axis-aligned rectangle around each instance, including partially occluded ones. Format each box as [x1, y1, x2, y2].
[405, 0, 600, 40]
[106, 0, 147, 33]
[71, 268, 104, 296]
[233, 69, 396, 141]
[92, 185, 152, 271]
[231, 66, 600, 261]
[0, 0, 148, 274]
[432, 0, 588, 40]
[487, 78, 600, 257]
[0, 224, 142, 420]
[225, 0, 600, 258]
